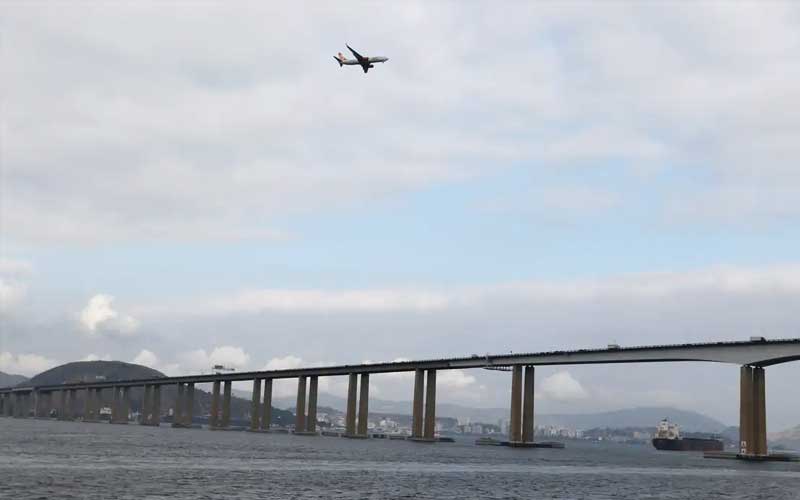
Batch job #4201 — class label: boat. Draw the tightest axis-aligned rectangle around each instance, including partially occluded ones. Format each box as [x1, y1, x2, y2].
[652, 419, 723, 452]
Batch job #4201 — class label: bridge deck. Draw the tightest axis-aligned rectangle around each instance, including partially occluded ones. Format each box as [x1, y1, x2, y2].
[3, 338, 799, 393]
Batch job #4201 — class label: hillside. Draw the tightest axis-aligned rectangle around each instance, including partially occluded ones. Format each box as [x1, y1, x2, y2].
[770, 424, 800, 451]
[0, 371, 29, 388]
[25, 361, 293, 425]
[28, 360, 164, 386]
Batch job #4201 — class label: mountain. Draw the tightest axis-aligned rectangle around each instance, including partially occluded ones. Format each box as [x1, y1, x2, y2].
[24, 361, 294, 425]
[28, 361, 164, 386]
[267, 392, 726, 433]
[770, 424, 800, 451]
[0, 371, 29, 388]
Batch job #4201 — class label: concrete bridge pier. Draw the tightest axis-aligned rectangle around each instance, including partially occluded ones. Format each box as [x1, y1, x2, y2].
[307, 376, 319, 434]
[294, 375, 319, 436]
[341, 373, 369, 438]
[411, 369, 438, 442]
[260, 379, 273, 431]
[249, 378, 262, 431]
[293, 376, 318, 435]
[295, 376, 306, 432]
[184, 383, 194, 427]
[508, 366, 536, 446]
[57, 390, 68, 420]
[356, 374, 369, 437]
[423, 370, 437, 440]
[0, 393, 6, 416]
[522, 366, 535, 443]
[69, 389, 81, 420]
[210, 380, 220, 429]
[37, 391, 52, 419]
[220, 381, 232, 429]
[343, 373, 368, 438]
[411, 369, 424, 439]
[121, 387, 131, 423]
[509, 366, 522, 442]
[82, 388, 93, 422]
[141, 385, 153, 425]
[13, 392, 26, 418]
[110, 387, 120, 422]
[172, 383, 186, 428]
[739, 365, 768, 457]
[31, 391, 40, 418]
[111, 387, 130, 424]
[91, 388, 100, 421]
[152, 385, 161, 426]
[345, 373, 357, 436]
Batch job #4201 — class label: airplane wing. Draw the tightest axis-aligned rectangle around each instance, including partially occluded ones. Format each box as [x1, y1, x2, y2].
[346, 44, 367, 63]
[362, 65, 369, 74]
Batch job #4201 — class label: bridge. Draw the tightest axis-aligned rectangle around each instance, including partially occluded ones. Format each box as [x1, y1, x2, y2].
[2, 338, 799, 456]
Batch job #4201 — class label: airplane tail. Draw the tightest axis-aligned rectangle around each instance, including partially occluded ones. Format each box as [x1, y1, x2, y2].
[334, 52, 345, 67]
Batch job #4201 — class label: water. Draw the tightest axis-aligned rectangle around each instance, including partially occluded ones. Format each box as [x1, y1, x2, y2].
[1, 419, 798, 499]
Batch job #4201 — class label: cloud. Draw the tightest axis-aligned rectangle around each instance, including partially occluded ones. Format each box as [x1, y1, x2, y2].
[82, 353, 111, 362]
[208, 289, 449, 314]
[180, 346, 251, 372]
[130, 349, 179, 375]
[0, 258, 33, 275]
[132, 349, 159, 368]
[0, 278, 27, 313]
[478, 186, 620, 218]
[209, 346, 250, 368]
[4, 4, 800, 245]
[263, 355, 304, 371]
[540, 371, 588, 401]
[0, 351, 60, 377]
[438, 369, 477, 390]
[79, 294, 139, 336]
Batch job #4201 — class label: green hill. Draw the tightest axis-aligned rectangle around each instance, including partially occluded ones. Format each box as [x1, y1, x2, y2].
[24, 361, 294, 425]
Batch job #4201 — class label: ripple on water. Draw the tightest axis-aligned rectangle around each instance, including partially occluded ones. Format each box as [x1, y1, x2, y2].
[1, 419, 798, 500]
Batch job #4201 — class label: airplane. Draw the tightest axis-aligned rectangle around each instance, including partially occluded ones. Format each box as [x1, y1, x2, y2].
[334, 44, 388, 73]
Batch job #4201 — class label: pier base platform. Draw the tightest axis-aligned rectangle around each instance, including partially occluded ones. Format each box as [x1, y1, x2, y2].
[503, 441, 565, 449]
[704, 451, 799, 462]
[408, 437, 437, 443]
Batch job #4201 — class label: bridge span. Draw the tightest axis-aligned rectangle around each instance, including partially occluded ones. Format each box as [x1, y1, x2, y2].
[2, 338, 799, 456]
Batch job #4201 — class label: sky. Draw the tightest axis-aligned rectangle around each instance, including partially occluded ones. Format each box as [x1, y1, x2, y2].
[1, 2, 799, 430]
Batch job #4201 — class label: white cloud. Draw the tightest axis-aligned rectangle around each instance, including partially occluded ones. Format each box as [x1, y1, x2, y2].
[82, 353, 111, 362]
[438, 369, 477, 390]
[5, 4, 799, 244]
[179, 345, 251, 373]
[540, 371, 588, 401]
[209, 346, 250, 368]
[0, 278, 27, 313]
[263, 354, 304, 371]
[208, 289, 449, 314]
[0, 258, 33, 275]
[132, 349, 159, 368]
[0, 351, 59, 377]
[79, 294, 139, 336]
[134, 264, 800, 322]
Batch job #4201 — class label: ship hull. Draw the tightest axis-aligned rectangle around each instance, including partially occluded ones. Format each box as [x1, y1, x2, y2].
[652, 437, 723, 452]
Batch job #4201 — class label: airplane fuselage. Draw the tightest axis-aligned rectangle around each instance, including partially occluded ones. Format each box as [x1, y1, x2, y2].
[335, 46, 388, 73]
[339, 56, 388, 65]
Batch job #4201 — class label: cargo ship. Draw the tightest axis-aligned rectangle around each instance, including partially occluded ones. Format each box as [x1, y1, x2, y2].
[652, 419, 724, 452]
